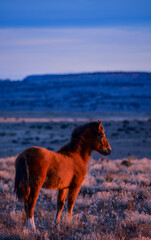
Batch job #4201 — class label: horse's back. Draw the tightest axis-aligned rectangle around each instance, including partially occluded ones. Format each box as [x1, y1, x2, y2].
[19, 146, 75, 189]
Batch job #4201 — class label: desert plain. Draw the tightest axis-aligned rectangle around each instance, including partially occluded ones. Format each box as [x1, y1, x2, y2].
[0, 112, 151, 239]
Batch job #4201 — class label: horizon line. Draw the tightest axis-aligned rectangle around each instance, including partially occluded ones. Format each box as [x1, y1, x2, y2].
[1, 71, 151, 81]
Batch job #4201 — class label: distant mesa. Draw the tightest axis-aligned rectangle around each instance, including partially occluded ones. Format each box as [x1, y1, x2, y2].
[0, 72, 151, 113]
[22, 72, 151, 83]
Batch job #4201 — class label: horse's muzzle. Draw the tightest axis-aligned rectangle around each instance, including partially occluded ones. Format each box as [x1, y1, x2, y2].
[103, 148, 112, 155]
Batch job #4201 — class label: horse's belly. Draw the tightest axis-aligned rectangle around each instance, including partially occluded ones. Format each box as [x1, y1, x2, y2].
[42, 171, 72, 189]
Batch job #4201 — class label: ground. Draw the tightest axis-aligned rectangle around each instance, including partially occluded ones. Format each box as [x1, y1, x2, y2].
[0, 118, 151, 239]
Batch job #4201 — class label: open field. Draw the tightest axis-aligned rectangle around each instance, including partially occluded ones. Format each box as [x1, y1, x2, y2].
[0, 118, 151, 159]
[0, 118, 151, 239]
[0, 155, 151, 239]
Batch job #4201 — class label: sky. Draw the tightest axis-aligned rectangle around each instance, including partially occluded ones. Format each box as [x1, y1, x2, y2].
[0, 0, 151, 79]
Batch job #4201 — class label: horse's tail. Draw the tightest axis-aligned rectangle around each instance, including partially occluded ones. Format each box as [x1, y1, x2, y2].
[14, 154, 30, 201]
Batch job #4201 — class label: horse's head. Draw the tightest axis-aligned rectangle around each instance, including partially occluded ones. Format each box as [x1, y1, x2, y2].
[93, 120, 112, 156]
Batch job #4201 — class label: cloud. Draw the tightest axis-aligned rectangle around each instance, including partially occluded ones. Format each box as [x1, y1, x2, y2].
[0, 27, 151, 79]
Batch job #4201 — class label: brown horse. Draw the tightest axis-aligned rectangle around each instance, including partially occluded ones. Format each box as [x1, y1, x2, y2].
[14, 121, 111, 230]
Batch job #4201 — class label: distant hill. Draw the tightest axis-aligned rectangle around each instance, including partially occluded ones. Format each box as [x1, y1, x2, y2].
[0, 72, 151, 114]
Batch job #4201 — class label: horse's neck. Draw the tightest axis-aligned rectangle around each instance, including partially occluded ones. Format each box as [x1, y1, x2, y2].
[73, 137, 93, 164]
[81, 150, 91, 164]
[76, 143, 91, 163]
[58, 140, 92, 164]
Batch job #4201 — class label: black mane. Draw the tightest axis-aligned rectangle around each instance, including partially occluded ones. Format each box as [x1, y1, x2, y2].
[71, 121, 98, 141]
[58, 122, 99, 154]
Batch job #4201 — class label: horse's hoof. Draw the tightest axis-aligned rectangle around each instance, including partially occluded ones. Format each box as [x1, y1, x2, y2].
[26, 217, 36, 231]
[52, 220, 60, 230]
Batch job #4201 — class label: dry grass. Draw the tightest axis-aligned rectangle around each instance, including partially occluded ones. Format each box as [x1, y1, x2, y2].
[0, 156, 151, 240]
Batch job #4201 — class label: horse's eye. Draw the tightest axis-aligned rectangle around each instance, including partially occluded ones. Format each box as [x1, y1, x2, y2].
[97, 135, 103, 141]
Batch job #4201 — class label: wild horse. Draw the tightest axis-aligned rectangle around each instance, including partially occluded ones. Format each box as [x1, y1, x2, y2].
[15, 121, 111, 230]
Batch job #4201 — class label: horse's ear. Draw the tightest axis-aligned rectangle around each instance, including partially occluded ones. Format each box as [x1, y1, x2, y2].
[98, 120, 102, 129]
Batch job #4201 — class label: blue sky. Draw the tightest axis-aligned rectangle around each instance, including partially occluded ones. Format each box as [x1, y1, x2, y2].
[0, 0, 151, 79]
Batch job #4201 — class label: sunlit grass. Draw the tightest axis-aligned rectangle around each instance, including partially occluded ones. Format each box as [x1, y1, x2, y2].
[0, 156, 151, 239]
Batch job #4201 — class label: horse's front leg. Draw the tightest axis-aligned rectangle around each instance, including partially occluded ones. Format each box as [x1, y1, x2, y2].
[67, 184, 81, 219]
[54, 188, 68, 223]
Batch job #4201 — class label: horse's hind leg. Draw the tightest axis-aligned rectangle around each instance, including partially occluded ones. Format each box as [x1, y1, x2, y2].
[54, 188, 68, 223]
[25, 184, 41, 230]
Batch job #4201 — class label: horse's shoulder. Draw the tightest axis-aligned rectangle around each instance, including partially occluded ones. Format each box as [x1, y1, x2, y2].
[73, 155, 87, 173]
